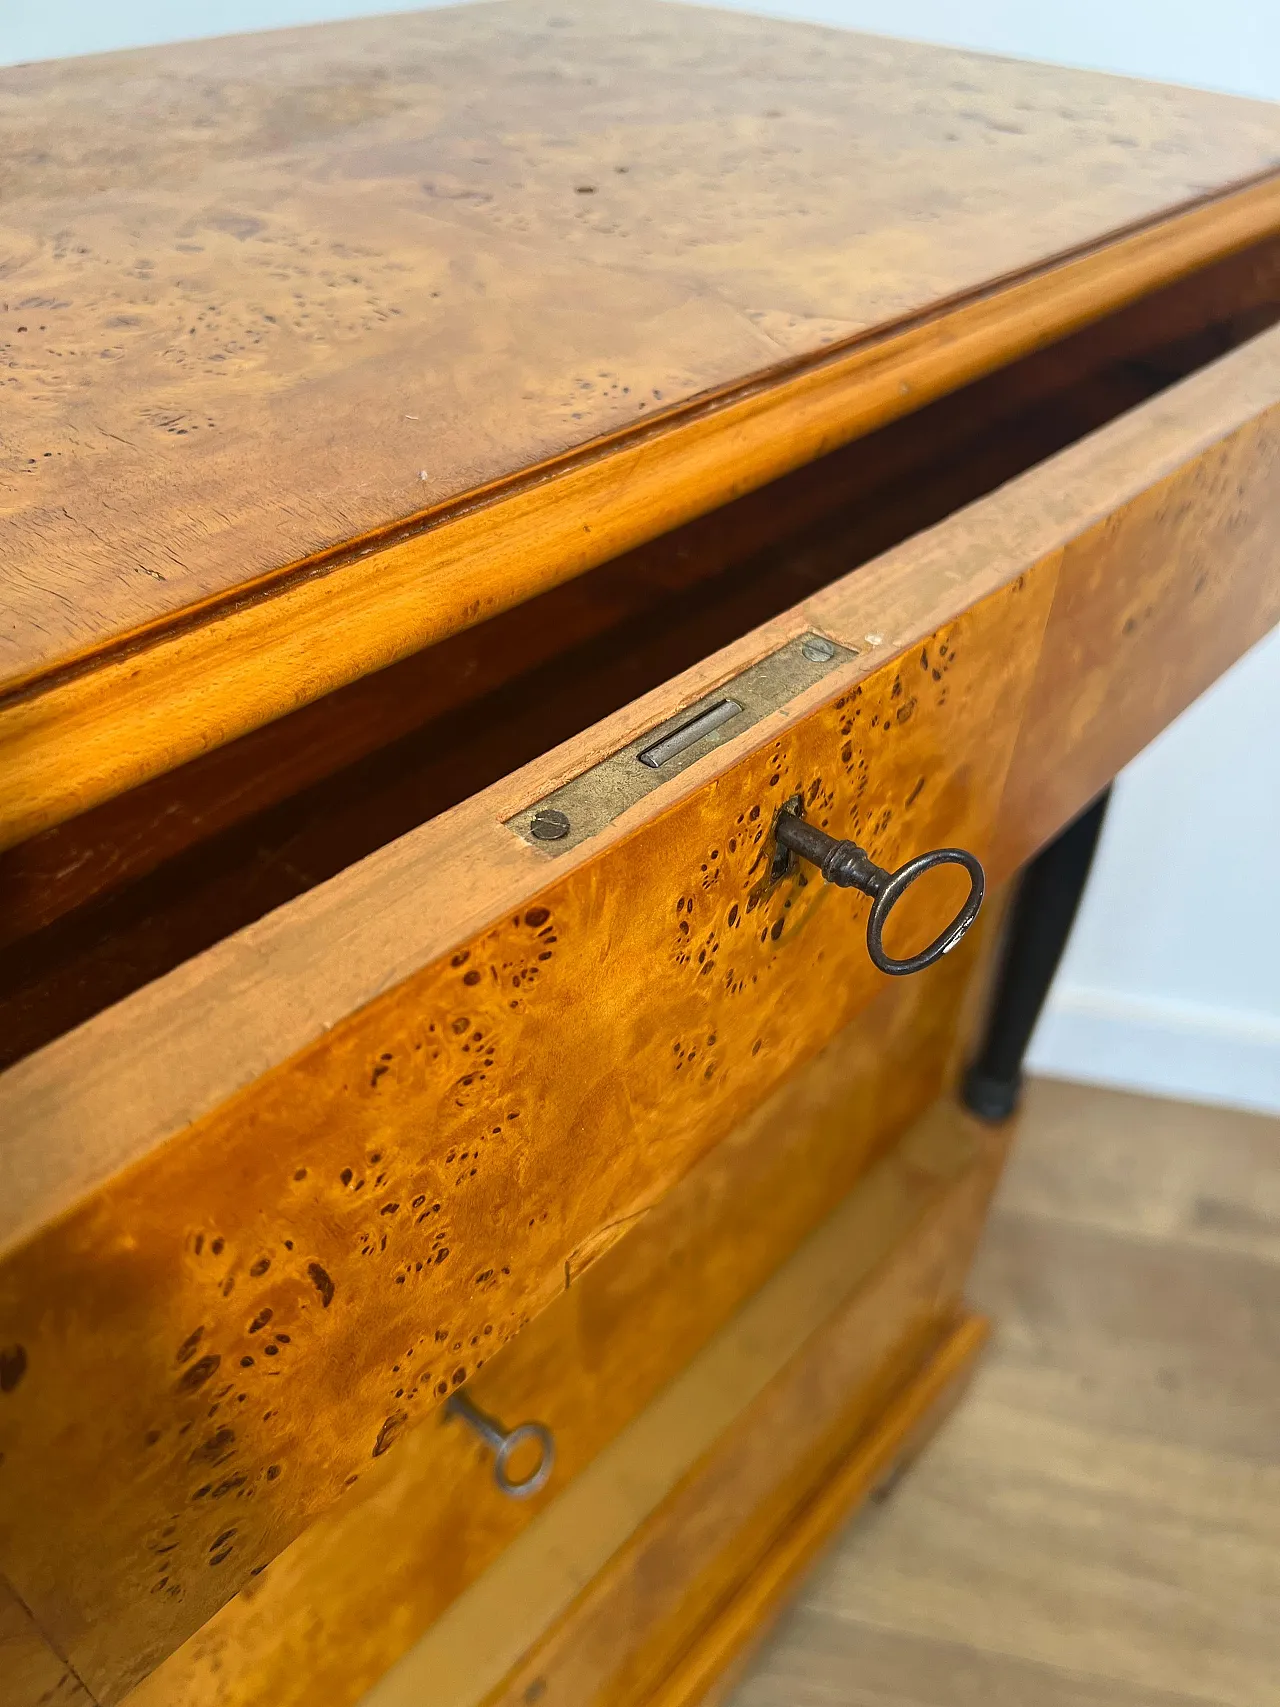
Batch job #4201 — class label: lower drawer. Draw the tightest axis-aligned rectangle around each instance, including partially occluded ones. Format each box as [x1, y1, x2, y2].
[117, 927, 991, 1707]
[367, 1109, 1004, 1707]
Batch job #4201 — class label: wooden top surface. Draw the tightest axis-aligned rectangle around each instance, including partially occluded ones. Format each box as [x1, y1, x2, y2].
[3, 0, 1280, 694]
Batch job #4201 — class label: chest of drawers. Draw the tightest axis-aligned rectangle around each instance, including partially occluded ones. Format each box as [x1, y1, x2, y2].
[2, 6, 1279, 1704]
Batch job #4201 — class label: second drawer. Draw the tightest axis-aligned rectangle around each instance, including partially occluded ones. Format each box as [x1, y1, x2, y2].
[119, 929, 992, 1707]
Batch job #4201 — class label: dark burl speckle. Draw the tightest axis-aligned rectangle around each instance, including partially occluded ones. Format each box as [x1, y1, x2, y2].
[189, 1425, 236, 1467]
[175, 1326, 205, 1364]
[308, 1262, 335, 1307]
[372, 1411, 407, 1457]
[0, 1344, 27, 1393]
[176, 1353, 220, 1392]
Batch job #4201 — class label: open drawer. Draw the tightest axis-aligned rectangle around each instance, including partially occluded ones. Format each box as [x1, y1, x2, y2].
[3, 251, 1280, 1701]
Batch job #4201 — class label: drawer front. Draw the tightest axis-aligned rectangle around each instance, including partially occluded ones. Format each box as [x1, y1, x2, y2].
[374, 1110, 1007, 1707]
[2, 323, 1280, 1700]
[121, 935, 988, 1707]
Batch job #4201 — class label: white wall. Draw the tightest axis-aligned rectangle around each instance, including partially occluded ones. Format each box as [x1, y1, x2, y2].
[703, 0, 1280, 102]
[6, 0, 1280, 93]
[6, 1, 1279, 1113]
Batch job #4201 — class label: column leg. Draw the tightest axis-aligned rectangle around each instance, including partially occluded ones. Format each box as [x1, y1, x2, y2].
[962, 789, 1111, 1122]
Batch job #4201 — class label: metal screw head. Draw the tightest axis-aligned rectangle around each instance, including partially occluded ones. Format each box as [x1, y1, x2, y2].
[530, 808, 570, 841]
[801, 635, 836, 663]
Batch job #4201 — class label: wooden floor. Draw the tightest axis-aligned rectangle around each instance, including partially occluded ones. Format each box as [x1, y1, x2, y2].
[726, 1077, 1280, 1707]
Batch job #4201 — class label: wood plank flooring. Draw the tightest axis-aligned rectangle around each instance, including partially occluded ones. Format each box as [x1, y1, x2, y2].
[726, 1077, 1280, 1707]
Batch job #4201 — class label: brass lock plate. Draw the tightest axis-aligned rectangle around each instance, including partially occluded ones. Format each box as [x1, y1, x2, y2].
[506, 632, 856, 855]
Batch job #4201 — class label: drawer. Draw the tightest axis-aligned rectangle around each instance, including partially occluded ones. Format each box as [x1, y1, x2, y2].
[120, 932, 990, 1707]
[365, 1110, 1006, 1707]
[3, 306, 1280, 1699]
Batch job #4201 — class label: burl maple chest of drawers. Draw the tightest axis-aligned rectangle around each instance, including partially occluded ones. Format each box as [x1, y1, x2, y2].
[2, 6, 1279, 1705]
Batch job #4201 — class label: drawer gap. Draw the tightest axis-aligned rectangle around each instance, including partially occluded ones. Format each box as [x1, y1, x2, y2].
[2, 233, 1277, 1067]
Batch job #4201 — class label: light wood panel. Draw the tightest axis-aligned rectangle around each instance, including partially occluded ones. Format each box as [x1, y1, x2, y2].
[729, 1613, 1249, 1707]
[991, 1077, 1280, 1266]
[6, 0, 1279, 668]
[0, 579, 1046, 1701]
[118, 944, 981, 1707]
[4, 0, 1280, 843]
[974, 1203, 1280, 1464]
[727, 1078, 1280, 1707]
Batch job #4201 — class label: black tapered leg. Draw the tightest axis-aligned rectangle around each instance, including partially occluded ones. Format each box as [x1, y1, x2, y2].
[962, 789, 1111, 1123]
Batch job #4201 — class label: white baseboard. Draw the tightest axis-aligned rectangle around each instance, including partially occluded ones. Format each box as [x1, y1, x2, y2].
[1026, 984, 1280, 1117]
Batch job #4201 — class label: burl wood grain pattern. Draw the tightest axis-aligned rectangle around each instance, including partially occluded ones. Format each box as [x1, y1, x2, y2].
[0, 575, 1049, 1702]
[121, 948, 983, 1707]
[3, 324, 1280, 1695]
[994, 401, 1280, 870]
[5, 0, 1279, 672]
[9, 320, 1280, 1272]
[4, 2, 1280, 846]
[356, 1109, 1002, 1707]
[4, 320, 1280, 1701]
